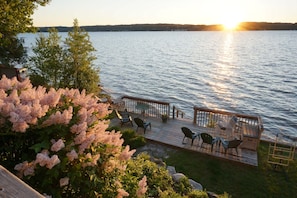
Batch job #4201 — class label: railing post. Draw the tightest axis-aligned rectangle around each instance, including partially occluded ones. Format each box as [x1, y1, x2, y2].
[193, 106, 197, 124]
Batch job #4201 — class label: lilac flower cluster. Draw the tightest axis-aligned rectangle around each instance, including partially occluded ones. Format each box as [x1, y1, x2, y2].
[0, 76, 147, 197]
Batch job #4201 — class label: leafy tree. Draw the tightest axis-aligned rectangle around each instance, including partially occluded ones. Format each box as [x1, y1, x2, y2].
[64, 19, 100, 94]
[0, 0, 51, 66]
[0, 35, 27, 66]
[29, 28, 66, 88]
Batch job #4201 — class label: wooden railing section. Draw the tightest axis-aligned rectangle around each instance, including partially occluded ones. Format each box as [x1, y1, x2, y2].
[193, 106, 264, 150]
[172, 105, 185, 119]
[120, 95, 170, 118]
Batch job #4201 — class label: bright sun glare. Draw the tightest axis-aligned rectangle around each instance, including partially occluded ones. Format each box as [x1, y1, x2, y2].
[223, 20, 240, 30]
[220, 6, 242, 30]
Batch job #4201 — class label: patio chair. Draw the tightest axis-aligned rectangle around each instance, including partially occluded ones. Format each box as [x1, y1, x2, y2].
[220, 138, 242, 155]
[200, 133, 218, 152]
[216, 115, 238, 138]
[181, 127, 200, 146]
[115, 109, 133, 126]
[134, 117, 151, 134]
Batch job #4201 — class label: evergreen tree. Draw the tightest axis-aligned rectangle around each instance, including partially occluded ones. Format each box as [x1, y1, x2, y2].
[28, 28, 66, 88]
[28, 19, 100, 94]
[64, 19, 100, 94]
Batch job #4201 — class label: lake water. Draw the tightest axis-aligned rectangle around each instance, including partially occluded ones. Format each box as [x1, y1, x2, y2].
[20, 31, 297, 141]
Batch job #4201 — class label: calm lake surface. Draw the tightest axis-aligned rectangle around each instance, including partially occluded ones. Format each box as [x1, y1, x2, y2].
[21, 31, 297, 141]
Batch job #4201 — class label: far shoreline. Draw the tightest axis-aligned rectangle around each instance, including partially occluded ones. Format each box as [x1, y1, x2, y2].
[36, 22, 297, 32]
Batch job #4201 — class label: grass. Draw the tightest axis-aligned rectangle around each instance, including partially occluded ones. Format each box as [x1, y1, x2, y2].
[164, 141, 297, 198]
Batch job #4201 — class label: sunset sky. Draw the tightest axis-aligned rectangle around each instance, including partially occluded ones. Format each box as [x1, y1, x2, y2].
[33, 0, 297, 27]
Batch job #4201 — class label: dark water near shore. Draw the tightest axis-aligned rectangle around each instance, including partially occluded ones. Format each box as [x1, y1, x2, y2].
[21, 31, 297, 141]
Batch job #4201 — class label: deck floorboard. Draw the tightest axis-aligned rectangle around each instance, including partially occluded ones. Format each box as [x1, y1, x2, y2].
[111, 115, 258, 166]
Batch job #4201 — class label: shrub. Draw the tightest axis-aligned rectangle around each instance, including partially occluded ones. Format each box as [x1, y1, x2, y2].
[0, 76, 146, 197]
[173, 175, 193, 196]
[106, 125, 121, 132]
[123, 153, 174, 197]
[187, 190, 209, 198]
[121, 129, 146, 149]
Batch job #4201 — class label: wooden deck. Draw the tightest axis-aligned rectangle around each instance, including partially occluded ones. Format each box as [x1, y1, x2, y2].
[110, 115, 259, 166]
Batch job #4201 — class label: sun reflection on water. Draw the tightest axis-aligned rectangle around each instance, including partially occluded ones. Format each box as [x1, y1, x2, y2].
[209, 32, 237, 109]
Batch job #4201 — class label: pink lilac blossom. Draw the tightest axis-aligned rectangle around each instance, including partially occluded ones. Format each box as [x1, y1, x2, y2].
[30, 101, 49, 119]
[12, 121, 29, 133]
[0, 75, 18, 90]
[1, 77, 138, 191]
[23, 164, 35, 176]
[59, 177, 69, 187]
[42, 106, 73, 126]
[119, 146, 136, 161]
[16, 78, 33, 90]
[51, 139, 65, 152]
[35, 151, 61, 169]
[0, 102, 15, 117]
[14, 161, 36, 178]
[40, 88, 61, 107]
[78, 134, 96, 154]
[74, 130, 87, 145]
[35, 152, 50, 167]
[6, 89, 20, 105]
[116, 189, 129, 198]
[46, 155, 60, 169]
[77, 107, 88, 123]
[0, 89, 7, 99]
[82, 153, 100, 167]
[70, 122, 88, 134]
[136, 176, 148, 197]
[19, 87, 39, 104]
[66, 149, 78, 161]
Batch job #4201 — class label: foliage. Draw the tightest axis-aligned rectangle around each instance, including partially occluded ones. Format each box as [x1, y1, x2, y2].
[187, 190, 209, 198]
[161, 114, 168, 123]
[29, 28, 66, 88]
[123, 153, 174, 197]
[0, 0, 50, 66]
[0, 35, 27, 66]
[158, 189, 184, 198]
[0, 76, 147, 197]
[106, 125, 121, 132]
[121, 129, 146, 149]
[64, 19, 100, 94]
[28, 19, 100, 94]
[173, 176, 193, 196]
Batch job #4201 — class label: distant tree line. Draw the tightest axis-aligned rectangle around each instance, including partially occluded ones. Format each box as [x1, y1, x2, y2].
[38, 22, 297, 32]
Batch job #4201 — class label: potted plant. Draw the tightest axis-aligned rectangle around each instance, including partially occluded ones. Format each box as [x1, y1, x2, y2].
[161, 114, 168, 123]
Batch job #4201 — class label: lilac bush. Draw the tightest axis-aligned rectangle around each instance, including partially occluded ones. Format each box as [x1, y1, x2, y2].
[0, 76, 147, 197]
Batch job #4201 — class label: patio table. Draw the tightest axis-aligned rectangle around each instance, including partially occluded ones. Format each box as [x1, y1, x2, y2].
[135, 102, 150, 118]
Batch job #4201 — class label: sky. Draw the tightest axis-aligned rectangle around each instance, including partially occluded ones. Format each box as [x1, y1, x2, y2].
[33, 0, 297, 27]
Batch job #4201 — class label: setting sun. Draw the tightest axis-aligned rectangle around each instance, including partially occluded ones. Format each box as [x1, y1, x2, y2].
[219, 3, 243, 31]
[222, 20, 241, 30]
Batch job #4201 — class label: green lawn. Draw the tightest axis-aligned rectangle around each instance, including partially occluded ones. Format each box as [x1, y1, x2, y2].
[164, 141, 297, 198]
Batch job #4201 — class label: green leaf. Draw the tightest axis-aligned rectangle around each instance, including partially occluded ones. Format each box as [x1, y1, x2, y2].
[29, 140, 50, 153]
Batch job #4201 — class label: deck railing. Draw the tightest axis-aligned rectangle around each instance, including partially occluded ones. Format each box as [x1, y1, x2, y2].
[193, 106, 264, 132]
[193, 106, 264, 150]
[120, 95, 170, 118]
[172, 105, 185, 119]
